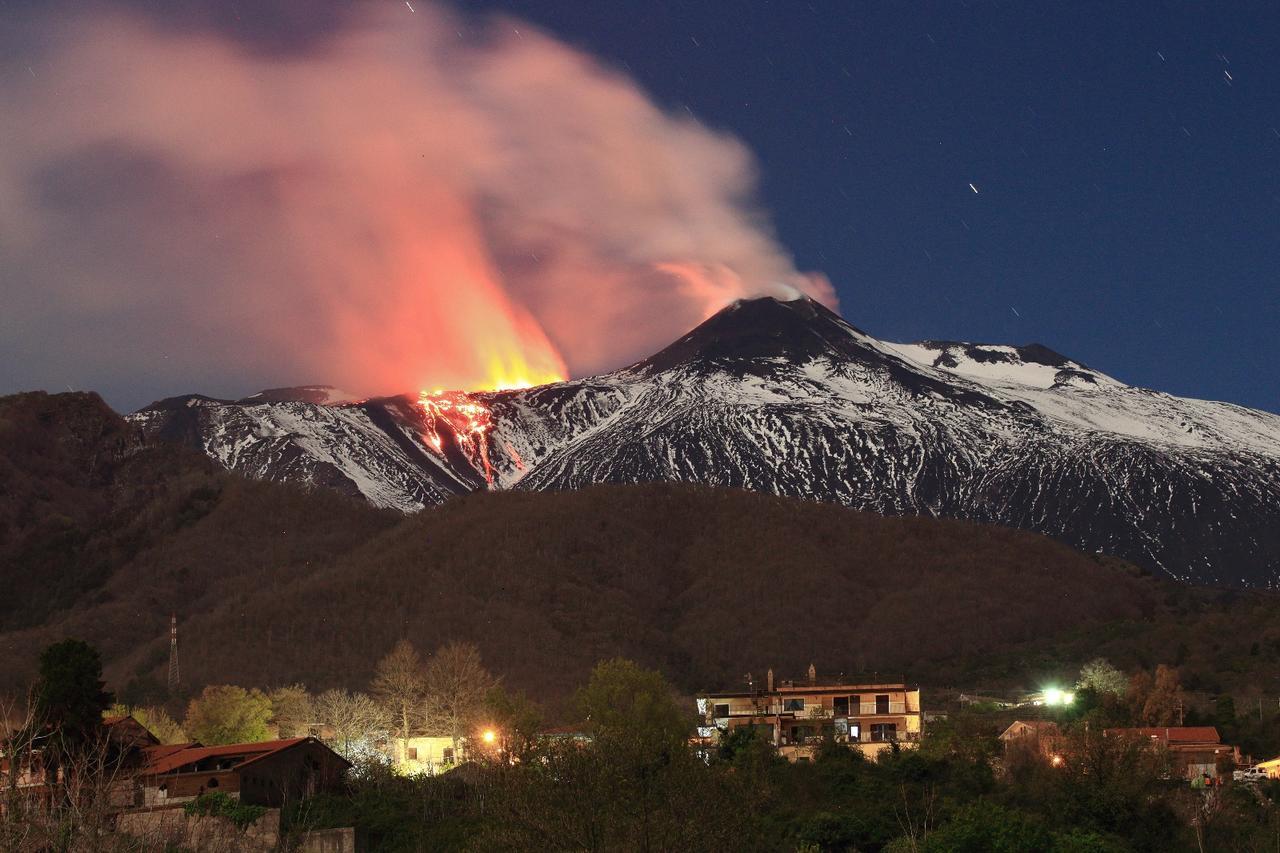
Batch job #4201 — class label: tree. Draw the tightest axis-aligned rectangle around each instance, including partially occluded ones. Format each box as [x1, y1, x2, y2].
[482, 661, 755, 852]
[269, 684, 313, 738]
[1142, 665, 1183, 726]
[576, 658, 690, 755]
[1077, 659, 1127, 697]
[313, 689, 385, 761]
[371, 640, 426, 765]
[1127, 665, 1184, 726]
[1213, 694, 1236, 731]
[483, 686, 544, 759]
[33, 640, 113, 754]
[183, 685, 273, 745]
[424, 641, 497, 757]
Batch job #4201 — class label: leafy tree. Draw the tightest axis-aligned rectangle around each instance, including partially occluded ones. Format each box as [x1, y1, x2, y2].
[269, 683, 313, 738]
[1127, 665, 1184, 726]
[371, 640, 426, 765]
[483, 685, 544, 759]
[575, 657, 690, 756]
[183, 685, 273, 745]
[909, 800, 1053, 852]
[34, 639, 113, 752]
[424, 641, 497, 756]
[1077, 658, 1127, 697]
[1213, 694, 1236, 732]
[482, 659, 756, 851]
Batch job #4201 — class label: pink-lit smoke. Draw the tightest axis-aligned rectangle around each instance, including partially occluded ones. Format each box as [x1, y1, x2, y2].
[0, 3, 835, 406]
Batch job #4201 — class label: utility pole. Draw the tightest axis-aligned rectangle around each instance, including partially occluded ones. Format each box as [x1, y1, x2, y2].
[167, 614, 180, 694]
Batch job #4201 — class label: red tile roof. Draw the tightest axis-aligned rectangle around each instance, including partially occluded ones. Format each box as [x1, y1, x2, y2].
[142, 738, 307, 776]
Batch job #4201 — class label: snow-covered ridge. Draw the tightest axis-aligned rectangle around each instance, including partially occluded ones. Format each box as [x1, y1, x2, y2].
[883, 338, 1280, 454]
[127, 296, 1280, 586]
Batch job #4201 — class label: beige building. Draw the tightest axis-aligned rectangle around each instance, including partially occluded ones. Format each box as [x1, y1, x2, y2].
[388, 736, 458, 775]
[699, 666, 922, 761]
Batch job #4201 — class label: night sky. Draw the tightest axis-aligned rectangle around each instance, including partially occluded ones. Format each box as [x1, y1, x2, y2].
[470, 0, 1280, 413]
[3, 0, 1279, 413]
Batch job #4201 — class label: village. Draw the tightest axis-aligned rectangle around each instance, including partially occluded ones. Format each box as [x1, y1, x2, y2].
[4, 635, 1280, 851]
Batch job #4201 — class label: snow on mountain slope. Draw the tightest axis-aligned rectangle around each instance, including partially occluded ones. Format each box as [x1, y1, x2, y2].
[885, 340, 1280, 453]
[126, 298, 1280, 586]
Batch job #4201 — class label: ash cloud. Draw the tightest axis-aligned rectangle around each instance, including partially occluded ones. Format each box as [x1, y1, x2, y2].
[0, 2, 835, 409]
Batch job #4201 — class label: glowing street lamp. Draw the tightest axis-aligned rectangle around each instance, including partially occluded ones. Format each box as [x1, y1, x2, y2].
[482, 728, 497, 745]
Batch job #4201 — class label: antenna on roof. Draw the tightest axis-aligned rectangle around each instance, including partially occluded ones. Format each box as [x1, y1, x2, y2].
[167, 614, 180, 694]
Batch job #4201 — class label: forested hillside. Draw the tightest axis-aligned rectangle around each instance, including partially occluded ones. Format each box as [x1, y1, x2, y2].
[5, 391, 1280, 710]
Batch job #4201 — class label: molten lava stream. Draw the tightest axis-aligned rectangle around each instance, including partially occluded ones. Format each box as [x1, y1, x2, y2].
[417, 391, 495, 485]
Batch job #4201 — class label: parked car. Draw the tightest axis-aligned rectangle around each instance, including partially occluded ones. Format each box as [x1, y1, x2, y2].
[1233, 767, 1269, 783]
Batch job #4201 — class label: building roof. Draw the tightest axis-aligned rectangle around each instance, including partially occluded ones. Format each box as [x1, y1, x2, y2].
[999, 720, 1060, 740]
[708, 681, 913, 699]
[141, 737, 309, 776]
[1104, 727, 1221, 744]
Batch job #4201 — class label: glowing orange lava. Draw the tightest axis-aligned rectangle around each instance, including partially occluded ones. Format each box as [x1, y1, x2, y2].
[418, 390, 496, 484]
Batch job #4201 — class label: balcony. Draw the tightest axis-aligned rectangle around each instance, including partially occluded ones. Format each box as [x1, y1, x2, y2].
[846, 730, 919, 744]
[711, 701, 912, 721]
[779, 730, 920, 747]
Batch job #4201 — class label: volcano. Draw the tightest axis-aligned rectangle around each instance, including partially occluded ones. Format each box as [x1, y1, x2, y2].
[128, 296, 1280, 586]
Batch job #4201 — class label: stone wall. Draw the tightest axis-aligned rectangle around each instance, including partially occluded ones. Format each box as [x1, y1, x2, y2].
[116, 805, 280, 851]
[295, 826, 366, 853]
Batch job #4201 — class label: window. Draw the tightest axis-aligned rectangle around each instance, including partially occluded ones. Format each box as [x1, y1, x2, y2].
[407, 747, 418, 760]
[833, 696, 849, 716]
[443, 747, 454, 764]
[850, 723, 861, 742]
[871, 723, 897, 742]
[783, 698, 805, 712]
[788, 725, 817, 743]
[876, 694, 890, 714]
[713, 703, 730, 718]
[207, 778, 220, 789]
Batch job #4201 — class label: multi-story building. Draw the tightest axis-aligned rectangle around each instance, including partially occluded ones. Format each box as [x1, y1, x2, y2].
[698, 666, 922, 760]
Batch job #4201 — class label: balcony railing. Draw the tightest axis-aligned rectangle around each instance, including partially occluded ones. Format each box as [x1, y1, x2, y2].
[713, 701, 911, 720]
[777, 730, 920, 746]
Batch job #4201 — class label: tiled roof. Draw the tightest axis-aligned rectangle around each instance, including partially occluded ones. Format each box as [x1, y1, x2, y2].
[142, 738, 307, 776]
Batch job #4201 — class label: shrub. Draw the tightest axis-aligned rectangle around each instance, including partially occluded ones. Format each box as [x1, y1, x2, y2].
[183, 791, 268, 830]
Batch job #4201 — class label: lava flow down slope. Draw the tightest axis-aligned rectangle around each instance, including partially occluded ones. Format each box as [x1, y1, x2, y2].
[128, 296, 1280, 586]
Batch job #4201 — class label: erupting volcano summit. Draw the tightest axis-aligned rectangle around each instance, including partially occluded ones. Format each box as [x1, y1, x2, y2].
[129, 297, 1280, 587]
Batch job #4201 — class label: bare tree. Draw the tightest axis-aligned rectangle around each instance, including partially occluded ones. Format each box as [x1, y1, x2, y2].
[423, 641, 498, 759]
[371, 640, 426, 767]
[893, 782, 937, 852]
[313, 689, 386, 761]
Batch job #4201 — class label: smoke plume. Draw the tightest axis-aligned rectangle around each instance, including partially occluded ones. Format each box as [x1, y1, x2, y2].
[0, 2, 835, 407]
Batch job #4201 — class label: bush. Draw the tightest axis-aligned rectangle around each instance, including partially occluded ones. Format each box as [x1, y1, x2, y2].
[183, 791, 268, 830]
